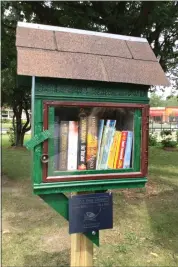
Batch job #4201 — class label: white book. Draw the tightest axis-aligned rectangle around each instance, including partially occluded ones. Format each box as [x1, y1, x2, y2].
[123, 131, 133, 169]
[67, 121, 78, 170]
[100, 127, 115, 169]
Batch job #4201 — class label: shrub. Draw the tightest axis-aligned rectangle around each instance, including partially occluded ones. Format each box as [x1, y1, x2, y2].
[149, 133, 157, 146]
[7, 121, 16, 146]
[160, 130, 177, 148]
[160, 129, 172, 136]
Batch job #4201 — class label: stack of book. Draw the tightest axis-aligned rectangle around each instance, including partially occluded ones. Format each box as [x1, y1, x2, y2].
[55, 110, 133, 171]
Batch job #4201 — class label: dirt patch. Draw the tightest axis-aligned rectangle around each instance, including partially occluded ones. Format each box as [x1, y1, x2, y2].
[2, 174, 30, 193]
[2, 219, 21, 234]
[121, 181, 159, 200]
[163, 147, 178, 152]
[2, 186, 24, 194]
[7, 146, 27, 150]
[2, 174, 11, 186]
[41, 227, 70, 253]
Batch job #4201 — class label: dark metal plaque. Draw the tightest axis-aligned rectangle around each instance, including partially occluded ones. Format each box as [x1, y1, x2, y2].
[69, 192, 113, 234]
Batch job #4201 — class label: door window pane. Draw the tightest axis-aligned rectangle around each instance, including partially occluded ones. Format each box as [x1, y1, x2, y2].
[50, 106, 134, 171]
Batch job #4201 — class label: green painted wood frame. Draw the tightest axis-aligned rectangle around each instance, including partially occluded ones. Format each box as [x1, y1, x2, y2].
[32, 77, 149, 194]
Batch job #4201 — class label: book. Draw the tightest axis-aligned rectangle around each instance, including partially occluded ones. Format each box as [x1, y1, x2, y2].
[98, 120, 116, 169]
[116, 131, 128, 169]
[78, 109, 87, 170]
[86, 115, 98, 170]
[100, 127, 115, 169]
[113, 131, 122, 168]
[96, 119, 104, 169]
[54, 116, 60, 170]
[106, 120, 116, 128]
[58, 121, 69, 171]
[67, 121, 78, 170]
[123, 131, 133, 169]
[107, 131, 120, 169]
[97, 125, 109, 169]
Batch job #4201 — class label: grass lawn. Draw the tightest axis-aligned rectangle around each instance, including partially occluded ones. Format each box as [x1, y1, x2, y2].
[2, 122, 12, 129]
[2, 121, 29, 130]
[2, 135, 178, 266]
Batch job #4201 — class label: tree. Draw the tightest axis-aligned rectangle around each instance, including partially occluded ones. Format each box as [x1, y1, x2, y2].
[2, 1, 178, 146]
[149, 93, 165, 107]
[166, 96, 178, 107]
[149, 94, 178, 107]
[1, 2, 31, 146]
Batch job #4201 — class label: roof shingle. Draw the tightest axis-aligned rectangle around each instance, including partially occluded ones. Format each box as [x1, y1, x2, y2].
[16, 22, 169, 87]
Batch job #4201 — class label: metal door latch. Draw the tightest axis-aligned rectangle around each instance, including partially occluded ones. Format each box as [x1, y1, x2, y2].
[41, 154, 49, 163]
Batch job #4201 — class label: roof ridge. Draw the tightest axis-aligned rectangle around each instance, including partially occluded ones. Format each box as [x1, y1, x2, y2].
[17, 21, 148, 43]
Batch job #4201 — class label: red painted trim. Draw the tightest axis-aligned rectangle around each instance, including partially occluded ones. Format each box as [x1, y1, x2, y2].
[44, 101, 146, 109]
[42, 102, 48, 181]
[45, 172, 143, 182]
[141, 105, 149, 176]
[42, 100, 148, 182]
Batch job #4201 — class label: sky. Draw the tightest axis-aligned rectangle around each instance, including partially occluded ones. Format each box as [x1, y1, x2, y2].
[149, 85, 177, 100]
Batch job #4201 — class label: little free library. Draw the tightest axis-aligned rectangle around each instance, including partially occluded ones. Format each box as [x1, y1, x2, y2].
[16, 21, 169, 266]
[16, 22, 169, 194]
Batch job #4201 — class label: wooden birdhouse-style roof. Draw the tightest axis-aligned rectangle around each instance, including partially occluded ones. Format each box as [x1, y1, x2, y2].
[16, 22, 169, 87]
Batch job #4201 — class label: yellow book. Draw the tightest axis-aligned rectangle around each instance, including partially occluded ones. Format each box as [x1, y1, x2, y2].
[108, 131, 120, 169]
[113, 131, 122, 169]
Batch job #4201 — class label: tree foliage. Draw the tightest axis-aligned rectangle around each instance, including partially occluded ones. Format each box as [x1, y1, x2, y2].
[2, 2, 32, 146]
[149, 93, 178, 107]
[149, 93, 165, 107]
[2, 1, 178, 145]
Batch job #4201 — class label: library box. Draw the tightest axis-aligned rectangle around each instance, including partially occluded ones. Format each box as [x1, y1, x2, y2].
[16, 22, 169, 195]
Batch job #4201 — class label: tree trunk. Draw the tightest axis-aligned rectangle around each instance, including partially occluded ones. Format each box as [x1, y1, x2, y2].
[12, 101, 31, 147]
[15, 131, 25, 147]
[19, 132, 25, 146]
[14, 109, 22, 147]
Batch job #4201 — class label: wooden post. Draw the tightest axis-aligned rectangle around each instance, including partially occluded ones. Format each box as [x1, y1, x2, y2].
[70, 192, 93, 267]
[71, 233, 93, 267]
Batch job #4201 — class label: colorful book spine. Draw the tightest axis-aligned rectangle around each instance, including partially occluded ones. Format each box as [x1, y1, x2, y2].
[58, 121, 69, 171]
[86, 115, 98, 170]
[113, 131, 122, 168]
[100, 127, 115, 169]
[78, 109, 87, 170]
[97, 125, 109, 169]
[96, 119, 104, 169]
[67, 121, 78, 170]
[54, 116, 60, 170]
[123, 131, 133, 169]
[116, 131, 128, 169]
[106, 120, 116, 128]
[107, 131, 120, 169]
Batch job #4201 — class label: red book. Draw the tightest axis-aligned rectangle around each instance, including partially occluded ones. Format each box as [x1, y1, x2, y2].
[116, 131, 128, 169]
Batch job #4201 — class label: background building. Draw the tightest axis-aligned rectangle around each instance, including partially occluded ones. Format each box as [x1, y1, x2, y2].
[150, 107, 178, 123]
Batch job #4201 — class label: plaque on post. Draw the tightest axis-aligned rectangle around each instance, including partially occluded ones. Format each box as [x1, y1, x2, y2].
[69, 192, 113, 234]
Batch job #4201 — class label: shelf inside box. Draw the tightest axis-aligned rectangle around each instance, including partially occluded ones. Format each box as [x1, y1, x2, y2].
[53, 168, 133, 176]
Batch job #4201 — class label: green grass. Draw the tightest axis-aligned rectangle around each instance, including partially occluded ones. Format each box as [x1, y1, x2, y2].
[2, 135, 31, 180]
[1, 121, 28, 130]
[2, 122, 12, 129]
[2, 137, 178, 266]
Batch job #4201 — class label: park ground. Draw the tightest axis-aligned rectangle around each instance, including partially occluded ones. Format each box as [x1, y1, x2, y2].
[2, 135, 178, 266]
